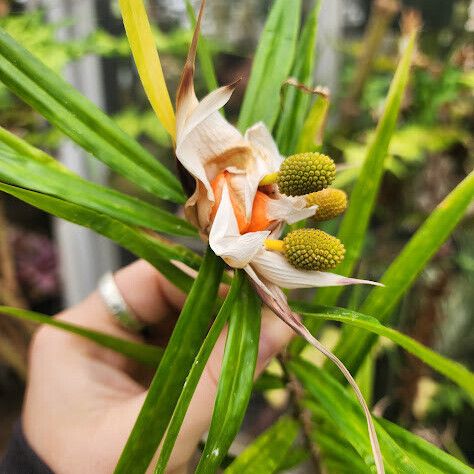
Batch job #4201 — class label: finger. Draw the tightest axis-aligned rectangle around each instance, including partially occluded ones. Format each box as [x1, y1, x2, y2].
[57, 260, 186, 341]
[122, 305, 294, 471]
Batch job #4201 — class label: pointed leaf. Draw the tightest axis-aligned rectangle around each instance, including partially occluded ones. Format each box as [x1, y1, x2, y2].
[115, 247, 224, 473]
[0, 27, 184, 203]
[330, 170, 474, 378]
[196, 272, 261, 473]
[238, 0, 302, 132]
[154, 273, 243, 473]
[0, 306, 162, 366]
[0, 146, 196, 237]
[291, 358, 421, 474]
[314, 31, 417, 309]
[224, 417, 299, 474]
[291, 302, 474, 397]
[378, 419, 473, 474]
[275, 1, 321, 154]
[0, 183, 197, 293]
[119, 0, 176, 139]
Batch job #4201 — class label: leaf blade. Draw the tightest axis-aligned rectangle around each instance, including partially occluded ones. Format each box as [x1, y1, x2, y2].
[224, 417, 299, 474]
[238, 0, 302, 132]
[291, 302, 474, 397]
[0, 306, 162, 366]
[196, 272, 262, 473]
[275, 1, 321, 154]
[0, 183, 197, 293]
[329, 170, 474, 377]
[0, 27, 184, 202]
[114, 247, 224, 474]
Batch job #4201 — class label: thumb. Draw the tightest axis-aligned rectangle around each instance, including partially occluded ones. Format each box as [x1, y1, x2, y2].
[147, 306, 294, 473]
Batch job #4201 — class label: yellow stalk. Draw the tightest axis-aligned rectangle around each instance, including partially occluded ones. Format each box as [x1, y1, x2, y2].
[119, 0, 176, 140]
[259, 172, 279, 186]
[264, 239, 285, 252]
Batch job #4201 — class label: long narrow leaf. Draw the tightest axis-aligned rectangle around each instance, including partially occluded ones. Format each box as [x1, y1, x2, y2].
[238, 0, 302, 131]
[314, 32, 417, 309]
[291, 358, 421, 474]
[275, 1, 321, 154]
[378, 419, 473, 474]
[118, 0, 176, 139]
[196, 272, 262, 473]
[0, 28, 184, 203]
[329, 170, 474, 377]
[291, 302, 474, 397]
[0, 147, 196, 237]
[0, 183, 197, 293]
[154, 273, 242, 473]
[224, 417, 299, 474]
[0, 306, 162, 367]
[115, 247, 224, 474]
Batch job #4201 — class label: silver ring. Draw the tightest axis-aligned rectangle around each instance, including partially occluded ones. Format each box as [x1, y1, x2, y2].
[98, 272, 145, 332]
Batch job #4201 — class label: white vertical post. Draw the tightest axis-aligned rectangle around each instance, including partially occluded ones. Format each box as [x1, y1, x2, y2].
[43, 0, 119, 306]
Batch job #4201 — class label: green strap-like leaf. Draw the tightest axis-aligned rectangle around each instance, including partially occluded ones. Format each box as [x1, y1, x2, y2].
[196, 272, 262, 473]
[378, 419, 473, 474]
[224, 417, 299, 474]
[154, 272, 242, 474]
[291, 302, 474, 397]
[0, 306, 162, 366]
[238, 0, 302, 132]
[0, 146, 196, 237]
[275, 1, 321, 154]
[328, 170, 474, 378]
[0, 183, 197, 293]
[296, 90, 330, 153]
[0, 27, 184, 203]
[314, 32, 417, 310]
[291, 358, 422, 474]
[115, 247, 224, 474]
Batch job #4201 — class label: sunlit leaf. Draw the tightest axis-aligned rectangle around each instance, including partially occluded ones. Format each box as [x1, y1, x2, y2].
[238, 0, 302, 131]
[119, 0, 176, 139]
[115, 247, 224, 473]
[0, 306, 162, 366]
[196, 272, 261, 472]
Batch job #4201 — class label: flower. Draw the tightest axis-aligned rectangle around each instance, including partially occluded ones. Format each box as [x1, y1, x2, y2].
[174, 4, 382, 308]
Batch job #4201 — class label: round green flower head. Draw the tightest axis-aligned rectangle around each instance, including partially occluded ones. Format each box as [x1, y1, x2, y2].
[306, 188, 348, 222]
[277, 152, 336, 196]
[283, 228, 345, 271]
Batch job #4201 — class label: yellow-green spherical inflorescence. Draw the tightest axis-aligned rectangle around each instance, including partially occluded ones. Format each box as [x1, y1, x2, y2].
[283, 228, 345, 271]
[277, 152, 336, 196]
[306, 188, 348, 222]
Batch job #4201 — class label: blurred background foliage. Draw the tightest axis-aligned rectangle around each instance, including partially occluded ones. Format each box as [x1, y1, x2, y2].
[0, 0, 472, 469]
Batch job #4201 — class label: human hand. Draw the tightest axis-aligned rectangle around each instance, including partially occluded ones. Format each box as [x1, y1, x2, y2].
[22, 260, 293, 473]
